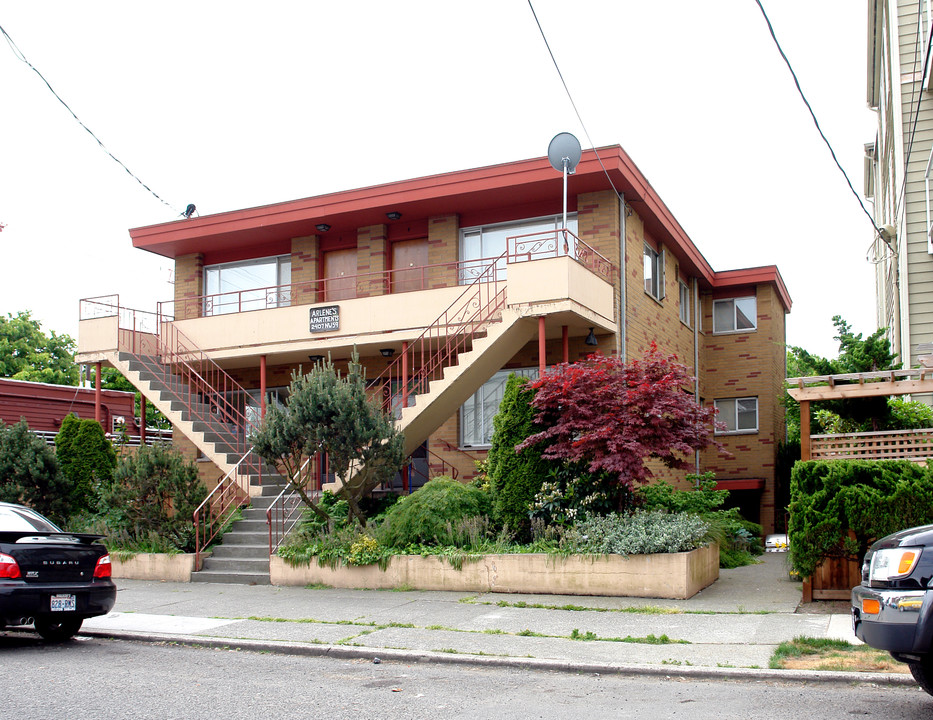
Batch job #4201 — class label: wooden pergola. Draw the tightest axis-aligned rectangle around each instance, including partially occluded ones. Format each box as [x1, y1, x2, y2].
[786, 368, 933, 460]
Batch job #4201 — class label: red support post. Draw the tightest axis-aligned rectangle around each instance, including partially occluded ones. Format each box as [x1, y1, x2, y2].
[139, 395, 147, 446]
[562, 325, 569, 364]
[401, 340, 409, 408]
[260, 355, 267, 419]
[538, 316, 547, 375]
[94, 361, 102, 427]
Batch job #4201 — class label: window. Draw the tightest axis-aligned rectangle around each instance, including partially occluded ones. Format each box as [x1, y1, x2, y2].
[459, 215, 577, 284]
[679, 280, 691, 326]
[712, 297, 756, 333]
[203, 256, 291, 315]
[643, 243, 665, 300]
[714, 397, 758, 434]
[460, 367, 538, 447]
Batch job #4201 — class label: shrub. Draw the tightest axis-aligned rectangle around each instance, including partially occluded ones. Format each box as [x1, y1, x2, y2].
[486, 374, 552, 537]
[377, 476, 494, 548]
[789, 459, 933, 578]
[562, 511, 710, 556]
[55, 414, 116, 513]
[0, 419, 72, 523]
[96, 443, 207, 552]
[530, 462, 631, 526]
[636, 474, 727, 515]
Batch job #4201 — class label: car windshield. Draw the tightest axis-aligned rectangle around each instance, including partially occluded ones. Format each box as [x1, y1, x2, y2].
[0, 506, 62, 533]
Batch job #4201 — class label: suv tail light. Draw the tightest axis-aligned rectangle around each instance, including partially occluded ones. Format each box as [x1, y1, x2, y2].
[93, 554, 112, 579]
[0, 552, 21, 579]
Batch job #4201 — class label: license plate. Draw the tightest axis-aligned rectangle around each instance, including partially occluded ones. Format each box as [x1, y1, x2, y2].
[50, 594, 76, 612]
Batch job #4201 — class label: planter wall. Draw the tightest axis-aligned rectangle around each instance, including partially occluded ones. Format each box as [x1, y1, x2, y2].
[111, 553, 203, 582]
[271, 544, 719, 599]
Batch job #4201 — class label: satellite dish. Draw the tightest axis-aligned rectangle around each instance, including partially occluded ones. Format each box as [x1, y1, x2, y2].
[548, 132, 582, 174]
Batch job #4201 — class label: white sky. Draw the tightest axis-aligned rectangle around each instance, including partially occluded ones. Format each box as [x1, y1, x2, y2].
[0, 1, 877, 360]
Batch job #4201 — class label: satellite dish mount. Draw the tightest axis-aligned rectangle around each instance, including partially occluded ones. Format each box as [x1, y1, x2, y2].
[547, 132, 582, 234]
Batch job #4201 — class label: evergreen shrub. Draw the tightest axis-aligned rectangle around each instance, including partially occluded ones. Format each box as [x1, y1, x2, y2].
[55, 414, 116, 513]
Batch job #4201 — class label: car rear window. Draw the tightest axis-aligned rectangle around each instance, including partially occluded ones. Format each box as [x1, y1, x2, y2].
[0, 506, 61, 533]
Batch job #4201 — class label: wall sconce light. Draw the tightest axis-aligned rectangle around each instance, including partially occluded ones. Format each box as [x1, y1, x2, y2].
[316, 223, 331, 233]
[380, 348, 395, 358]
[585, 328, 598, 346]
[308, 354, 325, 363]
[386, 211, 402, 221]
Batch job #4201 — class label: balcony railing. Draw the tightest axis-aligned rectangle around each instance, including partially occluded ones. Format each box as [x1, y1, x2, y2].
[811, 428, 933, 461]
[159, 230, 615, 321]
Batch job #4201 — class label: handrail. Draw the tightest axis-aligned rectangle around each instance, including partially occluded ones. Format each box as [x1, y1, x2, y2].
[266, 455, 316, 555]
[194, 449, 254, 567]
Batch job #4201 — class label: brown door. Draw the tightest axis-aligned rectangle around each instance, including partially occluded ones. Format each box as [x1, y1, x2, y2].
[391, 239, 428, 293]
[323, 248, 357, 301]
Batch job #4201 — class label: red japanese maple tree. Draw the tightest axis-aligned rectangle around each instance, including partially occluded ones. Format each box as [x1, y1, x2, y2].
[517, 344, 723, 490]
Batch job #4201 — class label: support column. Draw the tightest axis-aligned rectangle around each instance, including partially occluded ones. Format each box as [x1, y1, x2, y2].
[260, 355, 268, 419]
[139, 395, 147, 446]
[562, 325, 569, 364]
[800, 400, 811, 461]
[94, 361, 102, 427]
[401, 341, 409, 408]
[538, 317, 547, 375]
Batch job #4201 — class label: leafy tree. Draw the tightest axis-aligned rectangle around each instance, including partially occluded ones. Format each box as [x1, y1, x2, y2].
[55, 414, 117, 513]
[0, 419, 72, 523]
[517, 345, 721, 492]
[486, 374, 553, 535]
[787, 316, 904, 437]
[250, 353, 405, 526]
[98, 443, 207, 552]
[0, 311, 77, 385]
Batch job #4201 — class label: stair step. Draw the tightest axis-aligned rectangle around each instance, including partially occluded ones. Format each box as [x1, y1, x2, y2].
[190, 570, 270, 585]
[210, 544, 269, 560]
[220, 531, 268, 545]
[201, 556, 270, 572]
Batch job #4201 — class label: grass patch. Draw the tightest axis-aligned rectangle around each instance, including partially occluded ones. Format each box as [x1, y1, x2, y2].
[769, 636, 910, 673]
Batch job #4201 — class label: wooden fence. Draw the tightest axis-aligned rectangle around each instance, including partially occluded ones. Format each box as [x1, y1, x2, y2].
[811, 428, 933, 462]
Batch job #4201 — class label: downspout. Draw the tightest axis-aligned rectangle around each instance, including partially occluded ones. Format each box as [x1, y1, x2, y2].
[618, 194, 627, 359]
[694, 277, 701, 483]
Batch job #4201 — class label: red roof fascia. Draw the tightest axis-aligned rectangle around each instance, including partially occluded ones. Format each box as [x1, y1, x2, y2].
[711, 265, 793, 312]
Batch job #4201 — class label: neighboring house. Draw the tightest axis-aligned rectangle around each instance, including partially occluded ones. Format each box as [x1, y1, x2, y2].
[865, 0, 933, 371]
[0, 377, 142, 444]
[76, 145, 790, 533]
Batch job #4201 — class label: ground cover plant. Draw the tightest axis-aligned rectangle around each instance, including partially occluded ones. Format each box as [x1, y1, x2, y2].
[769, 636, 909, 674]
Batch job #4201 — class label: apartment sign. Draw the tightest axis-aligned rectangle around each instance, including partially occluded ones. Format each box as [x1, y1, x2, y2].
[309, 305, 339, 333]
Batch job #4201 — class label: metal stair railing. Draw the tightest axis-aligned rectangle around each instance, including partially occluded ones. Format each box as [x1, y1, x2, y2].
[267, 454, 319, 555]
[194, 450, 254, 568]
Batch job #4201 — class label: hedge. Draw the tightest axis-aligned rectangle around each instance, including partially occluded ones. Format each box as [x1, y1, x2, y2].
[788, 459, 933, 578]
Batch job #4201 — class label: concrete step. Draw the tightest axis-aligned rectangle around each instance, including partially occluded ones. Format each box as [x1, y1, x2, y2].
[201, 556, 270, 573]
[228, 519, 268, 533]
[190, 569, 270, 585]
[220, 531, 268, 545]
[210, 544, 269, 560]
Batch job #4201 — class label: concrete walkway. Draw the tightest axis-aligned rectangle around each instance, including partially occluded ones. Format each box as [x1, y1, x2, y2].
[79, 553, 913, 687]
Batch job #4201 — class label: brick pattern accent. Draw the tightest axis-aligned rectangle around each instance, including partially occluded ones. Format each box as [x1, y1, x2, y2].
[427, 215, 459, 288]
[356, 225, 387, 298]
[174, 253, 204, 320]
[291, 234, 319, 306]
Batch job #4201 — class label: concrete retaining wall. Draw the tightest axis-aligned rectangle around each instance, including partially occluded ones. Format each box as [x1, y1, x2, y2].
[111, 553, 202, 582]
[270, 544, 719, 599]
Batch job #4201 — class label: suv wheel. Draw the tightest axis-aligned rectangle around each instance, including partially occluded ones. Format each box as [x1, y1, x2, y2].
[34, 617, 83, 642]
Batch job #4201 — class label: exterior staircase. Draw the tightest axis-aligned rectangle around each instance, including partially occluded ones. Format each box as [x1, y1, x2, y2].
[109, 350, 287, 584]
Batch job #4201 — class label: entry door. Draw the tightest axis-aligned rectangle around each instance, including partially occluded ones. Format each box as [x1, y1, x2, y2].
[323, 248, 357, 301]
[391, 239, 429, 293]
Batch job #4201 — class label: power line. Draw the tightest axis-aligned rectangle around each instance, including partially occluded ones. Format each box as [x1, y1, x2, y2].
[752, 0, 881, 236]
[0, 23, 180, 214]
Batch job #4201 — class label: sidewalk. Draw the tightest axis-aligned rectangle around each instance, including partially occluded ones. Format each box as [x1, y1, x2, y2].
[81, 553, 913, 686]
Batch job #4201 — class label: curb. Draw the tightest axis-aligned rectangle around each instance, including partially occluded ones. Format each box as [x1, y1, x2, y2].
[79, 628, 918, 688]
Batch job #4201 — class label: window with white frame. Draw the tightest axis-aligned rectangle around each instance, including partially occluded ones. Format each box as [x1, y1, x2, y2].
[460, 367, 538, 447]
[203, 256, 291, 316]
[459, 215, 577, 284]
[679, 280, 691, 326]
[643, 243, 665, 300]
[712, 296, 756, 333]
[714, 397, 758, 434]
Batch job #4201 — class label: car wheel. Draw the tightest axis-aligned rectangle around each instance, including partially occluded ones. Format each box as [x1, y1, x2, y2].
[34, 617, 83, 642]
[909, 658, 933, 697]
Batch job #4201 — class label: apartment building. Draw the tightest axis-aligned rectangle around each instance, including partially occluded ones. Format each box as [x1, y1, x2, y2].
[865, 0, 933, 370]
[77, 145, 790, 533]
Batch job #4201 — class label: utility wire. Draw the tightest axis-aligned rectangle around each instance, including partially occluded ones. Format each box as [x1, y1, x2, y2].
[0, 23, 180, 214]
[526, 0, 625, 204]
[752, 0, 881, 237]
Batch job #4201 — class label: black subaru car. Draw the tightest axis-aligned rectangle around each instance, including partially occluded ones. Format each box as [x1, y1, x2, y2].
[0, 501, 116, 641]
